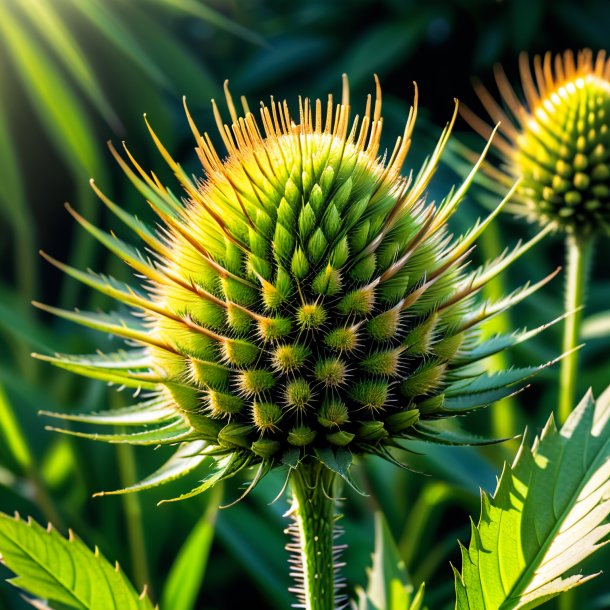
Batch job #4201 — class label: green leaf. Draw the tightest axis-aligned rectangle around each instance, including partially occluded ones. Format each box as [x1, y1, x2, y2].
[315, 447, 366, 495]
[454, 313, 568, 365]
[582, 310, 610, 340]
[14, 0, 120, 129]
[0, 5, 101, 177]
[40, 395, 175, 427]
[0, 513, 155, 610]
[67, 0, 169, 89]
[95, 441, 209, 497]
[160, 484, 222, 610]
[0, 384, 33, 471]
[159, 452, 251, 504]
[151, 0, 266, 47]
[45, 418, 192, 446]
[354, 512, 425, 610]
[410, 420, 505, 447]
[454, 386, 610, 609]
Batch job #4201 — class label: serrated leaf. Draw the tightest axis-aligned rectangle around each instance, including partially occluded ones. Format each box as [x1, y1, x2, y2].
[353, 512, 425, 610]
[34, 353, 163, 390]
[95, 441, 209, 497]
[454, 386, 610, 609]
[442, 355, 566, 413]
[40, 396, 175, 427]
[455, 313, 568, 365]
[159, 451, 251, 504]
[46, 417, 191, 446]
[410, 420, 505, 446]
[315, 447, 366, 495]
[0, 513, 155, 610]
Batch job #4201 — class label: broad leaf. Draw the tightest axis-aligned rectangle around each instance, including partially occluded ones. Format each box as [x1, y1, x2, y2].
[353, 512, 425, 610]
[0, 513, 155, 610]
[454, 386, 610, 609]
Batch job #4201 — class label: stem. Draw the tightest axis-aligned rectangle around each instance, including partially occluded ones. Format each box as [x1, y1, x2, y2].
[287, 462, 339, 610]
[479, 221, 520, 442]
[558, 234, 593, 424]
[117, 442, 151, 593]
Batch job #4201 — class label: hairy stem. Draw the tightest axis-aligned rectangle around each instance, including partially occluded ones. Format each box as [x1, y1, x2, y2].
[286, 462, 341, 610]
[558, 234, 593, 424]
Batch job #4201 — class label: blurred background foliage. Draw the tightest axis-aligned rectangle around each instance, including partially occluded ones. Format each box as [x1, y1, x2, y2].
[0, 0, 609, 609]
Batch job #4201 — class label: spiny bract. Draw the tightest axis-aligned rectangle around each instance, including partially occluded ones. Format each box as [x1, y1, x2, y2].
[462, 48, 610, 237]
[37, 77, 557, 501]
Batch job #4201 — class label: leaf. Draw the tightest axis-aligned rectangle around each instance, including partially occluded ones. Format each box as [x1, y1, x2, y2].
[0, 513, 155, 610]
[67, 0, 169, 89]
[582, 310, 610, 340]
[353, 512, 425, 610]
[152, 0, 266, 47]
[454, 386, 610, 609]
[40, 396, 176, 427]
[441, 353, 568, 414]
[160, 484, 222, 610]
[409, 420, 506, 447]
[46, 417, 192, 446]
[0, 384, 33, 471]
[454, 313, 568, 365]
[158, 452, 251, 504]
[14, 0, 120, 129]
[315, 447, 366, 495]
[94, 441, 209, 497]
[0, 5, 102, 177]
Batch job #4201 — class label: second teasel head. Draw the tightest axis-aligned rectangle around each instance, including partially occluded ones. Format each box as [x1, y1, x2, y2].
[462, 49, 610, 239]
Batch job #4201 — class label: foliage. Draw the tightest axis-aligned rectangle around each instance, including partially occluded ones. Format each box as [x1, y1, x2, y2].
[455, 386, 610, 609]
[353, 512, 426, 610]
[0, 512, 154, 610]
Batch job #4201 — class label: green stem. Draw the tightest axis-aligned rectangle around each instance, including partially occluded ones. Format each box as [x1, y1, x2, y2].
[287, 462, 338, 610]
[117, 442, 151, 593]
[558, 234, 593, 424]
[479, 220, 520, 443]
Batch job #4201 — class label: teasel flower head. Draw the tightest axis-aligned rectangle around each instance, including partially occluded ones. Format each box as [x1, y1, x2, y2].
[462, 49, 610, 238]
[35, 76, 560, 502]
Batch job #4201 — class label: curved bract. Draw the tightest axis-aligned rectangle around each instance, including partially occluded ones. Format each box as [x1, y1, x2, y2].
[37, 77, 556, 501]
[462, 48, 610, 238]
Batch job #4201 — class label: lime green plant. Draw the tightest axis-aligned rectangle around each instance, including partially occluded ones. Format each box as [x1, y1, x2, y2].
[461, 49, 610, 423]
[1, 75, 608, 609]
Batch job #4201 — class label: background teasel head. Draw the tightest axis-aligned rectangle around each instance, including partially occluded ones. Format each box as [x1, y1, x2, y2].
[35, 77, 558, 501]
[461, 48, 610, 238]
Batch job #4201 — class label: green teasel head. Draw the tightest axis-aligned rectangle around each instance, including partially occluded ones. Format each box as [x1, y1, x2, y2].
[462, 49, 610, 238]
[35, 76, 560, 502]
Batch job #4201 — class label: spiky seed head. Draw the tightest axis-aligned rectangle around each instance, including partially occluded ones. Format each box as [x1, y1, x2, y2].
[463, 48, 610, 237]
[37, 76, 552, 501]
